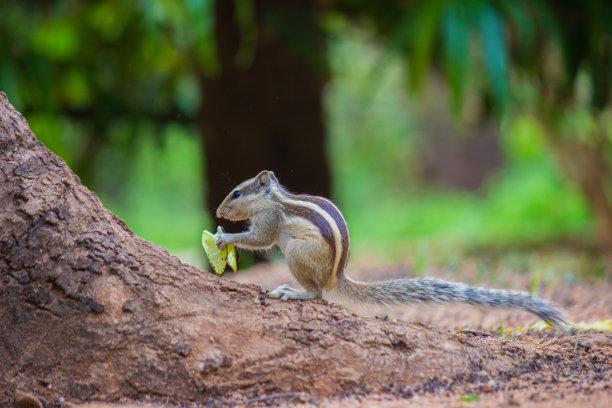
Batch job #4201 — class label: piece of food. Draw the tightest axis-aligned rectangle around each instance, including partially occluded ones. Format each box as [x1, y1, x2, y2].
[201, 229, 237, 275]
[226, 242, 237, 272]
[506, 318, 612, 333]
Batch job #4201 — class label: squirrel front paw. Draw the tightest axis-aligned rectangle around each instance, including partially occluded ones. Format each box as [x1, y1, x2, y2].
[215, 233, 230, 249]
[215, 226, 230, 249]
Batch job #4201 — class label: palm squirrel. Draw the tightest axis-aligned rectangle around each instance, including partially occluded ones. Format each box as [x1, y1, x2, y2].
[216, 170, 569, 330]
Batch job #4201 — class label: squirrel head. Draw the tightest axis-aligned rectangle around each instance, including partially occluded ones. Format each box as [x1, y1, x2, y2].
[216, 170, 279, 221]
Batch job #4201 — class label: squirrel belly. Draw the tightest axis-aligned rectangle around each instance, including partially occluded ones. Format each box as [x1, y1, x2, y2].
[216, 170, 571, 332]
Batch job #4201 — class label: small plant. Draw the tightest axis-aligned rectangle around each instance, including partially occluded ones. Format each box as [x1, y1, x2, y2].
[530, 269, 541, 294]
[460, 393, 480, 402]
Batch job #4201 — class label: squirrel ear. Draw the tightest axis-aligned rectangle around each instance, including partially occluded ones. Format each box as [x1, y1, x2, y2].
[255, 170, 272, 188]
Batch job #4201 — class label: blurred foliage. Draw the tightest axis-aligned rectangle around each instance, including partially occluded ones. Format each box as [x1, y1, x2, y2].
[325, 29, 591, 257]
[332, 0, 612, 248]
[334, 0, 612, 114]
[1, 0, 611, 257]
[0, 0, 216, 182]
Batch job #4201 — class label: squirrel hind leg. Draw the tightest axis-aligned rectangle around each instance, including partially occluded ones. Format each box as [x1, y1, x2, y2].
[269, 284, 320, 301]
[284, 239, 331, 292]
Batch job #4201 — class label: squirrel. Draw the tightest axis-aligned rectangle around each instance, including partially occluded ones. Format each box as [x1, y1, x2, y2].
[215, 170, 569, 331]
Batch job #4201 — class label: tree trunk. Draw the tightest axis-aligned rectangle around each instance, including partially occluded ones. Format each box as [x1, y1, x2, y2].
[198, 0, 331, 234]
[0, 91, 466, 406]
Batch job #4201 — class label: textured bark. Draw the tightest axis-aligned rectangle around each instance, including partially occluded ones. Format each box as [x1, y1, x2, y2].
[0, 92, 580, 407]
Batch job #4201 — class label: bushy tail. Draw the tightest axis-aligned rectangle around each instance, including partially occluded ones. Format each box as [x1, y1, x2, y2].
[337, 276, 570, 332]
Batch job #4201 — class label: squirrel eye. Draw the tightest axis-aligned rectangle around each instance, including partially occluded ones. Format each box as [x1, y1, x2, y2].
[231, 191, 242, 199]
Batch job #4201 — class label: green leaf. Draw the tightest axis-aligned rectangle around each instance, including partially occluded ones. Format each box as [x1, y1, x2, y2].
[477, 3, 509, 110]
[62, 69, 91, 107]
[173, 73, 201, 115]
[32, 19, 80, 60]
[377, 1, 442, 94]
[442, 2, 469, 110]
[496, 1, 535, 50]
[234, 0, 257, 68]
[0, 62, 23, 109]
[187, 0, 219, 75]
[406, 1, 442, 92]
[87, 1, 126, 41]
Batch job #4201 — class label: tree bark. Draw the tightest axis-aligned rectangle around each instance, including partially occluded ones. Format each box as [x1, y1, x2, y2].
[199, 0, 331, 234]
[0, 92, 573, 406]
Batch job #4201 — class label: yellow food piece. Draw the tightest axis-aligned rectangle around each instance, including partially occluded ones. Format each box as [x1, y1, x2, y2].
[510, 319, 612, 332]
[227, 243, 237, 272]
[572, 319, 612, 332]
[201, 229, 238, 275]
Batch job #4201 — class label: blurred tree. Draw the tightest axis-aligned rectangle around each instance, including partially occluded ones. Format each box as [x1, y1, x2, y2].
[199, 0, 330, 234]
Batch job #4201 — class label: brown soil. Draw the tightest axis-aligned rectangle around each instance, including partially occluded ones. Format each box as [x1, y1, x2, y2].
[2, 91, 611, 408]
